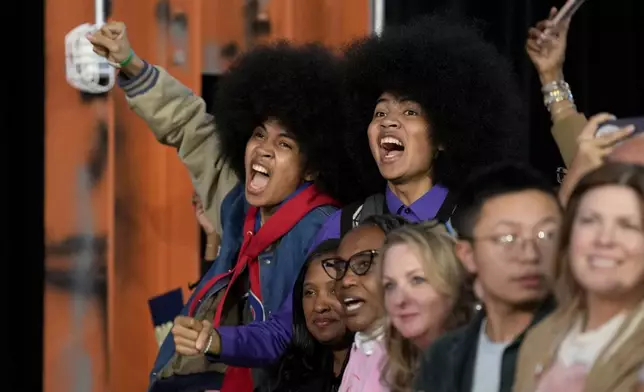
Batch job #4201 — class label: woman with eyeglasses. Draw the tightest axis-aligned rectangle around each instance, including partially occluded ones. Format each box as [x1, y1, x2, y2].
[259, 239, 353, 392]
[321, 214, 408, 392]
[514, 162, 644, 392]
[380, 221, 476, 392]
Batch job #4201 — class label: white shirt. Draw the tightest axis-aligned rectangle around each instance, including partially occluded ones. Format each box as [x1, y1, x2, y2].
[471, 319, 510, 392]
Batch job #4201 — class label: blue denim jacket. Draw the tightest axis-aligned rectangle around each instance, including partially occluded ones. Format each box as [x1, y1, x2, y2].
[148, 183, 336, 391]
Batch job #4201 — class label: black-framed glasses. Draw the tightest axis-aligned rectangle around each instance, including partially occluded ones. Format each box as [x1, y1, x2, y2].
[320, 249, 379, 281]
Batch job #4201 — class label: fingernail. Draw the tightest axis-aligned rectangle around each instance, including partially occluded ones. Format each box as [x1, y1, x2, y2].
[626, 125, 636, 132]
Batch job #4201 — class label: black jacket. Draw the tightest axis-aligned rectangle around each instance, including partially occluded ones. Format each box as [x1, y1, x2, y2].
[255, 349, 349, 392]
[413, 296, 556, 392]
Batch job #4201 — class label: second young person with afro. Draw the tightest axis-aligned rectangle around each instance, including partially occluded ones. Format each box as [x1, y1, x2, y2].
[312, 13, 530, 248]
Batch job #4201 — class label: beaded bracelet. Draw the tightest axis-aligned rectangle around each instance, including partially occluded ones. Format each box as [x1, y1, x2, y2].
[202, 333, 214, 354]
[542, 80, 575, 112]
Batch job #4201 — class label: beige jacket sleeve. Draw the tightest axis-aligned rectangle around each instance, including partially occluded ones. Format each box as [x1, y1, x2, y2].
[118, 62, 238, 236]
[551, 111, 588, 168]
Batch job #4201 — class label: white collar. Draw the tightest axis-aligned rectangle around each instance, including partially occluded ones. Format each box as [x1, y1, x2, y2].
[354, 325, 385, 356]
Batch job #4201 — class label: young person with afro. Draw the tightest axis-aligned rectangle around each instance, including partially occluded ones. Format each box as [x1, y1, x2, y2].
[152, 13, 583, 375]
[88, 22, 365, 392]
[320, 13, 529, 239]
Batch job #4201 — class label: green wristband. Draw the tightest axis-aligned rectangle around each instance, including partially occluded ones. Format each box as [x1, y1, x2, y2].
[119, 50, 135, 68]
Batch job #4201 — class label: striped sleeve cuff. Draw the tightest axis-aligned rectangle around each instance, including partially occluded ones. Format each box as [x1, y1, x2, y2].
[117, 61, 160, 98]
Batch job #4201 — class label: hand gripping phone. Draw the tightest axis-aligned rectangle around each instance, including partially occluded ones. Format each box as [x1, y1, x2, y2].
[595, 117, 644, 139]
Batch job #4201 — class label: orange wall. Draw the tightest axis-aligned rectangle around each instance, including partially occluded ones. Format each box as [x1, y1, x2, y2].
[266, 0, 370, 47]
[45, 1, 370, 392]
[44, 0, 113, 390]
[109, 0, 202, 391]
[201, 0, 245, 73]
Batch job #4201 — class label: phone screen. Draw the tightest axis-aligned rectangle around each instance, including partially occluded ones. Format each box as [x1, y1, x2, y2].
[595, 117, 644, 139]
[552, 0, 588, 27]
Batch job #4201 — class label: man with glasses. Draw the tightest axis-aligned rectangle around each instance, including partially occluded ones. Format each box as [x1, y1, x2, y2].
[415, 162, 561, 392]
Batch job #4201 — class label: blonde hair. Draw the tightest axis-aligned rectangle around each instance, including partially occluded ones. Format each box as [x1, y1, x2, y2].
[379, 221, 475, 392]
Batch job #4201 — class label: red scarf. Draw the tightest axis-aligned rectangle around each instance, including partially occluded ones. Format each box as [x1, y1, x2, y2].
[189, 185, 339, 392]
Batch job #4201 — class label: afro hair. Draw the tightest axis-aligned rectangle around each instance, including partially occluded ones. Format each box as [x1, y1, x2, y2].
[212, 41, 362, 204]
[342, 14, 529, 195]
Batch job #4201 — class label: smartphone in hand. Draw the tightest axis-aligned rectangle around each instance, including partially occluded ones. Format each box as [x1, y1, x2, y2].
[595, 117, 644, 139]
[550, 0, 588, 30]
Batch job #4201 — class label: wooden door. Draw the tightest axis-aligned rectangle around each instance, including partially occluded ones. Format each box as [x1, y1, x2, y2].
[264, 0, 370, 48]
[43, 1, 114, 391]
[109, 0, 202, 391]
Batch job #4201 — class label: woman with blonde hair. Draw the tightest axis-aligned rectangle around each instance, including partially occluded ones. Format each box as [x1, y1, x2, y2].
[514, 162, 644, 392]
[380, 221, 476, 392]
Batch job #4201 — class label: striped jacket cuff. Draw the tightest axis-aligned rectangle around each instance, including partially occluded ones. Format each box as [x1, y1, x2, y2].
[117, 61, 160, 98]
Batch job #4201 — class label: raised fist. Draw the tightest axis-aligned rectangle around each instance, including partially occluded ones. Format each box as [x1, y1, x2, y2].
[172, 316, 219, 356]
[86, 21, 143, 76]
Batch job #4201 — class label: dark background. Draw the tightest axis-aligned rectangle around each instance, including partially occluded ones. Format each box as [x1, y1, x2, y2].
[10, 0, 643, 389]
[385, 0, 644, 179]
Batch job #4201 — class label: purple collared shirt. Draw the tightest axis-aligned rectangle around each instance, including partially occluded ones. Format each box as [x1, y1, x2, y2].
[310, 184, 449, 250]
[213, 185, 449, 367]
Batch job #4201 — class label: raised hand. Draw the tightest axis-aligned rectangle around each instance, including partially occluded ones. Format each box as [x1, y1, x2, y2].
[575, 113, 634, 171]
[558, 113, 634, 205]
[86, 21, 144, 77]
[526, 7, 571, 84]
